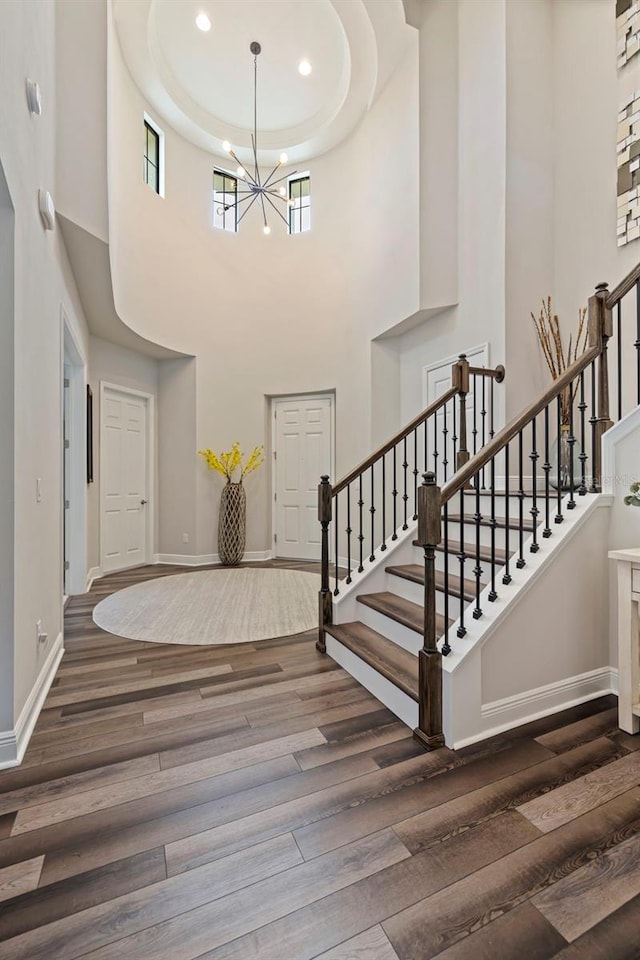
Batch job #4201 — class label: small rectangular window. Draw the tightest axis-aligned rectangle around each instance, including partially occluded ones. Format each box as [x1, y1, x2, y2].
[288, 174, 310, 234]
[144, 120, 161, 194]
[213, 169, 238, 233]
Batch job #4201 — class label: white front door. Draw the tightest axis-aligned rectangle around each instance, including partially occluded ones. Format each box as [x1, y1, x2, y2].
[273, 395, 333, 561]
[100, 385, 150, 573]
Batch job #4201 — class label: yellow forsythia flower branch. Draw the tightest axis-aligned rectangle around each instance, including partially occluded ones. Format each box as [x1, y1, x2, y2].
[198, 443, 265, 482]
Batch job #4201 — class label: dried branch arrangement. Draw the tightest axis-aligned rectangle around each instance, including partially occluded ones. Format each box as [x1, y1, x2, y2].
[531, 297, 587, 424]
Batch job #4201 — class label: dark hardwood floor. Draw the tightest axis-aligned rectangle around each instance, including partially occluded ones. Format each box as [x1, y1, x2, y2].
[0, 562, 638, 959]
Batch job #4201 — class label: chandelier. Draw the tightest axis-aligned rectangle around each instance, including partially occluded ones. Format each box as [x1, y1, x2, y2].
[221, 42, 297, 234]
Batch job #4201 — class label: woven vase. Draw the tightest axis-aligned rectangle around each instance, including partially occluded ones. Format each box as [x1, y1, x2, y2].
[218, 481, 246, 566]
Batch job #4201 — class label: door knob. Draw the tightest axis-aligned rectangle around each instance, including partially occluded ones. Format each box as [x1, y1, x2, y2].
[140, 499, 148, 505]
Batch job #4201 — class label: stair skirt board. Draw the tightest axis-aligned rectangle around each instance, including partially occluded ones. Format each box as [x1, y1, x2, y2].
[451, 666, 618, 750]
[325, 635, 419, 730]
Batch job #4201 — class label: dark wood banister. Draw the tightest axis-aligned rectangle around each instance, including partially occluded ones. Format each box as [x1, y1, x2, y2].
[440, 344, 600, 505]
[605, 262, 640, 308]
[332, 385, 458, 496]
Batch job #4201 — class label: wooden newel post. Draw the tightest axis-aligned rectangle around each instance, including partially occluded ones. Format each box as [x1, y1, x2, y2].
[317, 475, 333, 653]
[452, 354, 470, 472]
[588, 282, 613, 491]
[414, 472, 445, 750]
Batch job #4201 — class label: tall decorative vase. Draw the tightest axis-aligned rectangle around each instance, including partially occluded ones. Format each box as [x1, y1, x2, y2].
[550, 424, 583, 491]
[218, 481, 246, 565]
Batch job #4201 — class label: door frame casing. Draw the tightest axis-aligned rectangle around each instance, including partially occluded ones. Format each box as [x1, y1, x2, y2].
[99, 381, 156, 572]
[270, 391, 335, 560]
[61, 306, 88, 596]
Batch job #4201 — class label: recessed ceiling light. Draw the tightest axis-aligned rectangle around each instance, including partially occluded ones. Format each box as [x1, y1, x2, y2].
[298, 59, 312, 76]
[195, 12, 211, 32]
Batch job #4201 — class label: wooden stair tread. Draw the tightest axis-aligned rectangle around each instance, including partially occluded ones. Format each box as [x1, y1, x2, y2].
[325, 621, 418, 701]
[447, 513, 537, 532]
[386, 565, 476, 601]
[414, 538, 511, 565]
[356, 591, 450, 637]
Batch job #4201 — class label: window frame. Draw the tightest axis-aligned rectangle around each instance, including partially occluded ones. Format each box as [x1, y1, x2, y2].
[143, 114, 165, 198]
[212, 167, 239, 234]
[288, 173, 311, 235]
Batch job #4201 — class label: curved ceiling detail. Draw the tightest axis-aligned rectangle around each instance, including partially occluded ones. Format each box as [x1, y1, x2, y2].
[112, 0, 411, 165]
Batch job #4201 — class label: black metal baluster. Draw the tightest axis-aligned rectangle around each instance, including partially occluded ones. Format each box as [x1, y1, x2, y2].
[543, 407, 551, 538]
[369, 464, 376, 562]
[556, 395, 564, 521]
[433, 413, 439, 479]
[391, 445, 398, 540]
[442, 402, 449, 483]
[617, 300, 622, 421]
[530, 418, 539, 553]
[488, 456, 497, 600]
[636, 279, 640, 405]
[489, 378, 495, 441]
[357, 474, 364, 572]
[334, 495, 339, 596]
[423, 418, 428, 474]
[457, 488, 466, 637]
[517, 429, 526, 567]
[472, 478, 483, 618]
[442, 500, 451, 655]
[503, 445, 512, 584]
[345, 483, 352, 584]
[481, 374, 487, 489]
[567, 383, 576, 510]
[381, 455, 387, 552]
[589, 359, 598, 493]
[413, 429, 419, 520]
[578, 371, 587, 495]
[402, 436, 409, 530]
[452, 395, 458, 472]
[472, 374, 478, 455]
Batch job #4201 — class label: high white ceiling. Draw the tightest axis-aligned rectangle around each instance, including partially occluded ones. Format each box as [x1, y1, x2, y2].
[113, 0, 413, 165]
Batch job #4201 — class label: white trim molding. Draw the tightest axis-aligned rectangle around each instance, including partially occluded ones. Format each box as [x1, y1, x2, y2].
[447, 666, 619, 750]
[155, 551, 272, 566]
[86, 566, 102, 591]
[0, 632, 64, 769]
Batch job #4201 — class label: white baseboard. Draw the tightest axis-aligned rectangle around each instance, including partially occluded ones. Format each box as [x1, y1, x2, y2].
[450, 665, 618, 750]
[154, 551, 273, 567]
[0, 632, 65, 769]
[86, 566, 101, 591]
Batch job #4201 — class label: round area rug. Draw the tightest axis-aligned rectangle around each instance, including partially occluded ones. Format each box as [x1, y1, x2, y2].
[92, 568, 321, 645]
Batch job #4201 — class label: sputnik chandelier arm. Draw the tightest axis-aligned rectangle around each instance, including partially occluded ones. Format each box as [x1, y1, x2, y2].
[221, 41, 298, 234]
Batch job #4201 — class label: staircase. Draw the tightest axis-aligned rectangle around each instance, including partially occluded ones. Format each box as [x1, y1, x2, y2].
[317, 265, 640, 749]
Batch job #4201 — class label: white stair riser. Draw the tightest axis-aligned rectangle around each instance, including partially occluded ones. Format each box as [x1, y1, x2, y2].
[386, 573, 465, 620]
[325, 636, 418, 730]
[422, 547, 500, 582]
[356, 602, 424, 655]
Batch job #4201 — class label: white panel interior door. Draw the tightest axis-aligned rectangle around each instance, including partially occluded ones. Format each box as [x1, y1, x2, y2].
[273, 395, 333, 561]
[424, 344, 489, 486]
[101, 386, 149, 573]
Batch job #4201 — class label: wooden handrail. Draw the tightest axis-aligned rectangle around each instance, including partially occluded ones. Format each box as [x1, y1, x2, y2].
[441, 344, 600, 505]
[332, 386, 458, 496]
[605, 261, 640, 308]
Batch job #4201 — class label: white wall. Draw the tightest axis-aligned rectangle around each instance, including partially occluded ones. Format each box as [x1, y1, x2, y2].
[106, 14, 420, 556]
[0, 0, 91, 746]
[157, 357, 198, 558]
[399, 0, 508, 426]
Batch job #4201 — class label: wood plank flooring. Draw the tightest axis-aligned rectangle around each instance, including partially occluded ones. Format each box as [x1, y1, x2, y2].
[0, 561, 638, 959]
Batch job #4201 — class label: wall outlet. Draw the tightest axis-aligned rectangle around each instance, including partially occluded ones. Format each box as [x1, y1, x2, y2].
[36, 619, 47, 646]
[182, 533, 189, 544]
